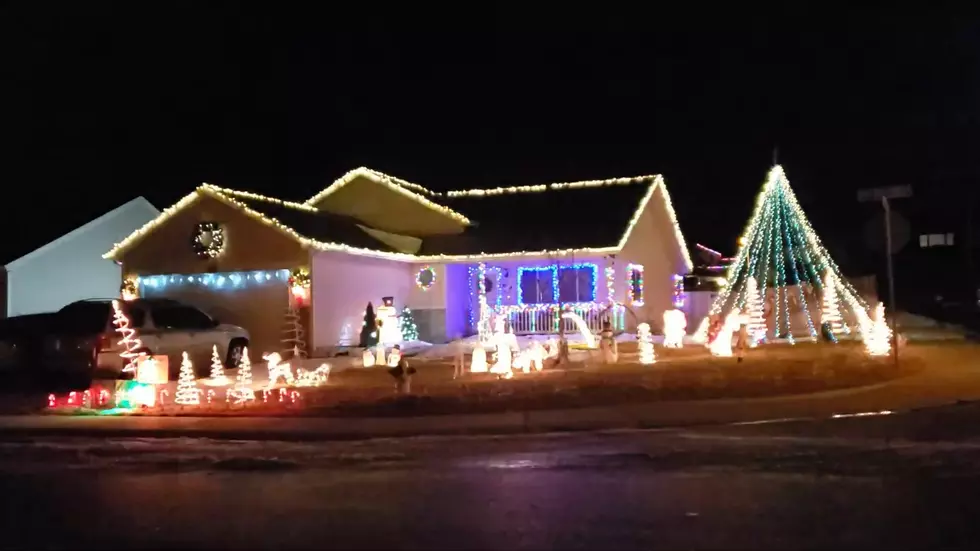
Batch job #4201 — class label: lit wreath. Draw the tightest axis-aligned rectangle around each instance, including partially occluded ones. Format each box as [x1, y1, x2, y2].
[191, 222, 225, 259]
[415, 266, 436, 291]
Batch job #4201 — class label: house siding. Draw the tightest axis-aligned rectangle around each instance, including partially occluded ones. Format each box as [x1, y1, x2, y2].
[117, 194, 310, 356]
[618, 184, 689, 333]
[310, 250, 412, 351]
[6, 199, 159, 317]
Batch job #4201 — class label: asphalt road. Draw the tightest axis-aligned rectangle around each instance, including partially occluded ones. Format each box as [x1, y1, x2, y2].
[4, 409, 980, 550]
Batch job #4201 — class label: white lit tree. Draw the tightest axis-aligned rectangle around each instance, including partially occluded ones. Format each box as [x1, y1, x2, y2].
[399, 307, 419, 342]
[174, 352, 200, 406]
[863, 302, 892, 357]
[231, 347, 255, 404]
[744, 276, 767, 346]
[637, 322, 656, 364]
[111, 299, 142, 373]
[706, 165, 872, 343]
[281, 306, 308, 360]
[209, 345, 229, 385]
[821, 270, 847, 342]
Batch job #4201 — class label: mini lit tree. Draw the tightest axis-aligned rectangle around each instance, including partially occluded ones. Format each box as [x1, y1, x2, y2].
[209, 345, 229, 385]
[231, 347, 255, 404]
[821, 270, 847, 342]
[359, 302, 379, 348]
[863, 303, 892, 357]
[281, 306, 308, 360]
[111, 300, 142, 373]
[744, 276, 767, 346]
[174, 352, 200, 406]
[637, 322, 656, 365]
[399, 307, 419, 342]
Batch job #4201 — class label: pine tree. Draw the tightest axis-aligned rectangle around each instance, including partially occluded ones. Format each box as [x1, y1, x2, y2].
[821, 270, 847, 342]
[359, 302, 378, 348]
[281, 306, 308, 360]
[209, 345, 229, 385]
[232, 347, 255, 404]
[707, 165, 870, 341]
[175, 352, 200, 405]
[744, 276, 767, 345]
[111, 300, 142, 373]
[399, 307, 419, 342]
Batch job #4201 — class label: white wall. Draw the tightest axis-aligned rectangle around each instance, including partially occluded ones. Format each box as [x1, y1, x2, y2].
[310, 250, 412, 349]
[406, 263, 446, 309]
[5, 198, 160, 316]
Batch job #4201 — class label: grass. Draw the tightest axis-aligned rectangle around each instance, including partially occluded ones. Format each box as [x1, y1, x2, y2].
[35, 341, 973, 418]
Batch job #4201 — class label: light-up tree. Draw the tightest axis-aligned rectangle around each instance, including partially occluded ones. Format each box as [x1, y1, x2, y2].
[174, 352, 200, 406]
[637, 323, 655, 364]
[863, 302, 892, 357]
[209, 345, 229, 385]
[744, 276, 767, 345]
[399, 307, 419, 342]
[231, 347, 255, 404]
[706, 165, 872, 343]
[821, 269, 848, 342]
[281, 306, 307, 360]
[111, 300, 142, 373]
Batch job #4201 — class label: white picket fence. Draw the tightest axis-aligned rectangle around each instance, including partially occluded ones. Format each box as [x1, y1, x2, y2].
[499, 303, 626, 335]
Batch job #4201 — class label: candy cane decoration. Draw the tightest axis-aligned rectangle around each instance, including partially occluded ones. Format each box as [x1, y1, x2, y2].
[263, 389, 271, 403]
[82, 390, 92, 408]
[47, 394, 56, 407]
[207, 389, 216, 405]
[98, 389, 111, 406]
[290, 391, 300, 404]
[279, 388, 287, 403]
[158, 389, 169, 406]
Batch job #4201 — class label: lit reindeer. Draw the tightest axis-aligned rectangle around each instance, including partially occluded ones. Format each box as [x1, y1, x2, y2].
[262, 352, 295, 388]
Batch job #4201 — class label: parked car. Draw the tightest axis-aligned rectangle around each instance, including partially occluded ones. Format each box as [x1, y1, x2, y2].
[44, 298, 249, 380]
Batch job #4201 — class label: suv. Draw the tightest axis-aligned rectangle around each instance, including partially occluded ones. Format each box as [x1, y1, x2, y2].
[47, 298, 249, 380]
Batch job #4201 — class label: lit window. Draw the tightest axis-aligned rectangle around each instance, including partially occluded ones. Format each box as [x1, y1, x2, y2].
[558, 265, 597, 303]
[947, 233, 955, 245]
[518, 267, 555, 305]
[928, 234, 945, 247]
[919, 235, 929, 248]
[627, 264, 644, 306]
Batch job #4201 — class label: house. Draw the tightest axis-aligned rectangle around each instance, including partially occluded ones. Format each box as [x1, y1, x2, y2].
[1, 197, 160, 317]
[103, 168, 692, 356]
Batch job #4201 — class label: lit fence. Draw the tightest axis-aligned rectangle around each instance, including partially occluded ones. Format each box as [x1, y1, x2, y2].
[496, 303, 626, 335]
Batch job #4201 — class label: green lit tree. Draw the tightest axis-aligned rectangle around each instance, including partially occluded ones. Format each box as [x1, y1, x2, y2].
[707, 165, 871, 343]
[359, 302, 379, 348]
[399, 307, 419, 341]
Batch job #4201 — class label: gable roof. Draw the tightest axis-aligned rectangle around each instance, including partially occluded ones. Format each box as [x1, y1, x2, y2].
[105, 170, 692, 266]
[6, 197, 159, 270]
[421, 176, 657, 255]
[303, 167, 472, 229]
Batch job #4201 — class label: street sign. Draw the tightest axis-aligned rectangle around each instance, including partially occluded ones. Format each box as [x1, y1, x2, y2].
[857, 185, 913, 202]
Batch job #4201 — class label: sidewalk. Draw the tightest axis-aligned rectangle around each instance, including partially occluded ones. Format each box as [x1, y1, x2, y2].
[3, 357, 980, 441]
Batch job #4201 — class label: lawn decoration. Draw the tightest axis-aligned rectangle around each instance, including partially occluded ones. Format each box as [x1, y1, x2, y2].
[209, 345, 229, 385]
[470, 344, 488, 373]
[662, 309, 687, 348]
[111, 299, 142, 373]
[263, 352, 295, 388]
[174, 352, 200, 405]
[637, 322, 656, 364]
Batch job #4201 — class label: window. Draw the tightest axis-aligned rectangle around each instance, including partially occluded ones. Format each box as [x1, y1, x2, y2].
[627, 264, 644, 305]
[151, 305, 215, 330]
[518, 267, 556, 304]
[919, 233, 955, 248]
[558, 264, 597, 303]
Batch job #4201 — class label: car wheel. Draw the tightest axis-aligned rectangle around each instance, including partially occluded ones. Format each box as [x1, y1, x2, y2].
[226, 338, 248, 368]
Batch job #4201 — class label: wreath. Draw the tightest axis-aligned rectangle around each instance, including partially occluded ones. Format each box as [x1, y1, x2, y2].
[191, 222, 225, 259]
[416, 266, 436, 290]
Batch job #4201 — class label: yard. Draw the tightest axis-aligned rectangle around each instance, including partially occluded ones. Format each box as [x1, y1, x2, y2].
[39, 340, 968, 418]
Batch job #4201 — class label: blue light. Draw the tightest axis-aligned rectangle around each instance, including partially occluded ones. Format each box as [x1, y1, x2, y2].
[137, 269, 290, 292]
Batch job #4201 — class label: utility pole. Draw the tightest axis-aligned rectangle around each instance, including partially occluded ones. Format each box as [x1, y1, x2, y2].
[858, 185, 912, 367]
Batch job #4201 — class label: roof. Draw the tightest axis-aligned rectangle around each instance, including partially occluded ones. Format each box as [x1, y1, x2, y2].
[420, 177, 657, 255]
[228, 196, 400, 253]
[4, 197, 159, 269]
[105, 170, 690, 265]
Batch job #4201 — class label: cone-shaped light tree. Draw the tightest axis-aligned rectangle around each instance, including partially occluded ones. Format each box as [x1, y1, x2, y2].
[707, 165, 871, 343]
[175, 352, 200, 406]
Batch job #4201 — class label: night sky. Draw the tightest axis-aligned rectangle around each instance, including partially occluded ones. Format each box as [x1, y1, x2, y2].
[3, 7, 979, 272]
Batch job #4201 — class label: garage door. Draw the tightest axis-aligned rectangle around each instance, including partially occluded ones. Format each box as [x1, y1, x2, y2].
[141, 276, 289, 359]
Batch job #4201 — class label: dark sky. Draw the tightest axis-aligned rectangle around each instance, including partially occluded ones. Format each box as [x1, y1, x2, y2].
[3, 7, 979, 268]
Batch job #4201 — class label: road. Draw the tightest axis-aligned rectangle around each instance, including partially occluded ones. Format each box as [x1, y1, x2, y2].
[4, 404, 980, 550]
